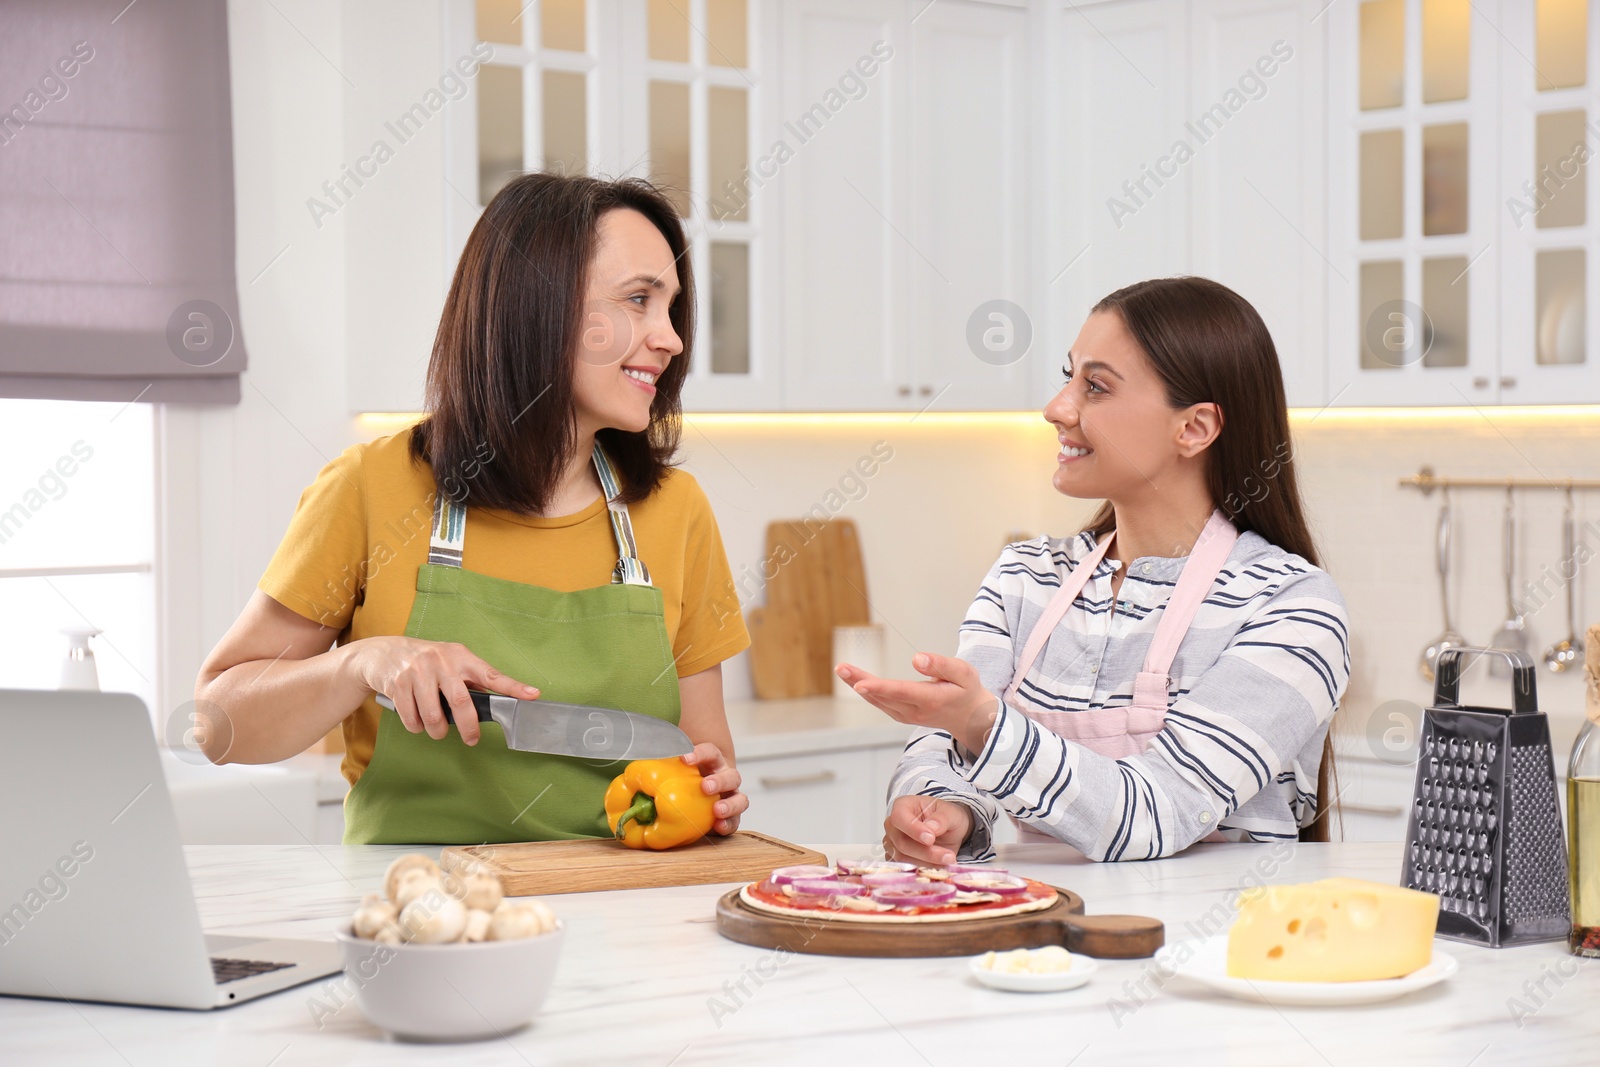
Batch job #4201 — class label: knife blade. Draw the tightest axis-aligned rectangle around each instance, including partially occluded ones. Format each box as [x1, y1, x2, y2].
[373, 690, 694, 760]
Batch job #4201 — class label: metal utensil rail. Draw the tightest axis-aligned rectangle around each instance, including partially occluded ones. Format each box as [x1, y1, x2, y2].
[1400, 466, 1600, 494]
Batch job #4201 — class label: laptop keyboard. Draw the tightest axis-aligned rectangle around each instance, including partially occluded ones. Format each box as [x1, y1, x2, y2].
[211, 957, 296, 985]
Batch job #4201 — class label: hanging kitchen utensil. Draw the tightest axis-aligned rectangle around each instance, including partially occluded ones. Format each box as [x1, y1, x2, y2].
[1400, 646, 1570, 947]
[1421, 489, 1468, 681]
[1489, 488, 1528, 678]
[1542, 488, 1580, 674]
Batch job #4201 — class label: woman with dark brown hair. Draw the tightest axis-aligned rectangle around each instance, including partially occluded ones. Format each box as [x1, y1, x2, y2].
[194, 174, 751, 844]
[839, 277, 1348, 862]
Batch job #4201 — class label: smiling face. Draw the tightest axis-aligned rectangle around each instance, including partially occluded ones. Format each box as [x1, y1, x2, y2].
[1043, 309, 1220, 502]
[571, 208, 684, 437]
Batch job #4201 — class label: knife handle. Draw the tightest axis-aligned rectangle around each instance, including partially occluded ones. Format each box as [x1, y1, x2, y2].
[373, 689, 494, 723]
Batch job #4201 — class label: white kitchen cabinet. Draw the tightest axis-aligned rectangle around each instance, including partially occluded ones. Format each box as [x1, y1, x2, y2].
[739, 746, 898, 846]
[778, 0, 1032, 412]
[777, 0, 912, 411]
[1324, 0, 1600, 407]
[1189, 0, 1327, 409]
[1333, 752, 1414, 843]
[905, 0, 1034, 411]
[1040, 0, 1326, 408]
[1041, 0, 1192, 409]
[1325, 0, 1502, 407]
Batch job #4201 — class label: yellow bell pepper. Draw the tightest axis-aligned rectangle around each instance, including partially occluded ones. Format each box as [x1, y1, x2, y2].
[604, 758, 717, 850]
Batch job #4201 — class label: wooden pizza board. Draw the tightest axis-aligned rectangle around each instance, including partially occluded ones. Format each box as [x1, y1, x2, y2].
[438, 831, 827, 896]
[715, 885, 1165, 959]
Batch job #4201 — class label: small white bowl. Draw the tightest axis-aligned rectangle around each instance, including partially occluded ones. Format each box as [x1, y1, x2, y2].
[968, 949, 1097, 993]
[334, 923, 564, 1042]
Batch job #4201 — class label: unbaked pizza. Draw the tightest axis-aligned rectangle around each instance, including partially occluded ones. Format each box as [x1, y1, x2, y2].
[738, 860, 1058, 925]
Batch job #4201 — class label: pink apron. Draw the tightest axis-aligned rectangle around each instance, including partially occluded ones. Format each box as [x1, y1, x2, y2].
[1002, 509, 1238, 842]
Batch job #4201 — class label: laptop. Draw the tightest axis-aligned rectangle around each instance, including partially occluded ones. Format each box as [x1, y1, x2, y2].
[0, 689, 344, 1009]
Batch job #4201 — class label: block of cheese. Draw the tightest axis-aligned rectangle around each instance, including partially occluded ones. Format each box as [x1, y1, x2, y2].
[1226, 877, 1439, 982]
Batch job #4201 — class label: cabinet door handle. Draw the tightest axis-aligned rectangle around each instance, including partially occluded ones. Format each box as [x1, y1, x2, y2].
[897, 385, 912, 397]
[1472, 376, 1490, 389]
[918, 385, 933, 396]
[1339, 802, 1405, 817]
[1500, 376, 1517, 389]
[758, 770, 837, 789]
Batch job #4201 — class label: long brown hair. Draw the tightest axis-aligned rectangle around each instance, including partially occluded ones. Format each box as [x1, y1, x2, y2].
[409, 173, 694, 513]
[1083, 276, 1338, 842]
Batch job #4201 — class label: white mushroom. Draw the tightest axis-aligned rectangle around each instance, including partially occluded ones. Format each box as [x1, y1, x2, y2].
[372, 920, 405, 946]
[487, 899, 557, 941]
[399, 893, 468, 944]
[460, 872, 505, 912]
[462, 908, 493, 943]
[394, 870, 444, 911]
[351, 895, 399, 939]
[383, 854, 440, 904]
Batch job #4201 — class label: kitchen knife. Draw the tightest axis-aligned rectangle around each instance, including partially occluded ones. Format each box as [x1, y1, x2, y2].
[373, 690, 694, 760]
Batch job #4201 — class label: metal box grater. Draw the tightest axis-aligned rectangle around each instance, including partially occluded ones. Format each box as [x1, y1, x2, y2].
[1401, 647, 1570, 947]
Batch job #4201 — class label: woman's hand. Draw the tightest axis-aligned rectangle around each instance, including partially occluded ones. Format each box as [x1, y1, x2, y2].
[681, 743, 747, 836]
[349, 636, 541, 745]
[835, 653, 1000, 754]
[884, 795, 974, 866]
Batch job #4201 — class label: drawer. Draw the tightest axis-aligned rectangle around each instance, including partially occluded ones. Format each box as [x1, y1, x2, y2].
[1334, 758, 1414, 842]
[739, 749, 885, 845]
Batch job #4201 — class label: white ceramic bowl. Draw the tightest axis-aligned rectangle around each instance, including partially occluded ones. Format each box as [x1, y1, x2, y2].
[334, 922, 564, 1042]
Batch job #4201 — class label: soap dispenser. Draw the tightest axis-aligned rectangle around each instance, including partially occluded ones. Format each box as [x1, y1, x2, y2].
[59, 626, 102, 691]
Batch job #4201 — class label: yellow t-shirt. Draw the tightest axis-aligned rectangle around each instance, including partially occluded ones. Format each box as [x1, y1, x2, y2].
[258, 430, 750, 786]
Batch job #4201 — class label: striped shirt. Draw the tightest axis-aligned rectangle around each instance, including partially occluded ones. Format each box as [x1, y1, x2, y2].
[888, 527, 1350, 862]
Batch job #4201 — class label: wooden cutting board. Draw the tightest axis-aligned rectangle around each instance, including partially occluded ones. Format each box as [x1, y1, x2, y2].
[746, 604, 814, 700]
[438, 831, 827, 896]
[753, 518, 872, 696]
[715, 885, 1165, 959]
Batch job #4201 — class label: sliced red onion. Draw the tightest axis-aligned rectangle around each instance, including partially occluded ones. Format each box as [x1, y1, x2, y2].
[950, 872, 1030, 896]
[792, 878, 864, 897]
[836, 859, 917, 876]
[871, 882, 957, 907]
[861, 870, 919, 888]
[948, 864, 1009, 876]
[770, 865, 838, 886]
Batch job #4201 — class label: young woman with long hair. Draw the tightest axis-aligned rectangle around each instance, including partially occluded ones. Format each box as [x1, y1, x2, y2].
[838, 276, 1348, 862]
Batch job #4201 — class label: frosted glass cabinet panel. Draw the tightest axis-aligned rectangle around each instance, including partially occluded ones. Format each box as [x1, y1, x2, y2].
[1361, 0, 1405, 110]
[1536, 0, 1587, 91]
[1536, 249, 1586, 367]
[1361, 128, 1405, 240]
[1421, 0, 1470, 104]
[477, 64, 523, 205]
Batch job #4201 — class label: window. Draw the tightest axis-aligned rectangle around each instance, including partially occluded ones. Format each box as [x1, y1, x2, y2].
[0, 399, 156, 711]
[466, 0, 757, 387]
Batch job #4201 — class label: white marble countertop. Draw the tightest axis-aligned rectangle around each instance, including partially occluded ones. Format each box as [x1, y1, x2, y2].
[6, 841, 1594, 1066]
[724, 695, 914, 759]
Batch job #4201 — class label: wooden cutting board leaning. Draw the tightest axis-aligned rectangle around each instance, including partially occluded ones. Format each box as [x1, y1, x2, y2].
[748, 518, 871, 699]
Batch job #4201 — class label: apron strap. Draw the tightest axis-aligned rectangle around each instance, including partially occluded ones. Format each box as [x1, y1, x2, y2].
[591, 442, 653, 587]
[427, 490, 466, 567]
[1130, 509, 1238, 707]
[1003, 530, 1118, 709]
[423, 444, 653, 588]
[1003, 510, 1239, 712]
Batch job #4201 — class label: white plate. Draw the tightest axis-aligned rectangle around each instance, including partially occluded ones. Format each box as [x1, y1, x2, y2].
[1154, 936, 1457, 1006]
[968, 950, 1097, 992]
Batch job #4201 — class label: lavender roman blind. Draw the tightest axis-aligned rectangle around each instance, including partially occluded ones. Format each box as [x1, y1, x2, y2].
[0, 0, 247, 403]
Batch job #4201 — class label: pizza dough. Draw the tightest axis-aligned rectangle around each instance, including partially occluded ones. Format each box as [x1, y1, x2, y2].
[738, 879, 1058, 925]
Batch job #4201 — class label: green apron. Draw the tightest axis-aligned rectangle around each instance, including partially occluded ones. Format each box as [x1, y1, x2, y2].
[343, 443, 682, 844]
